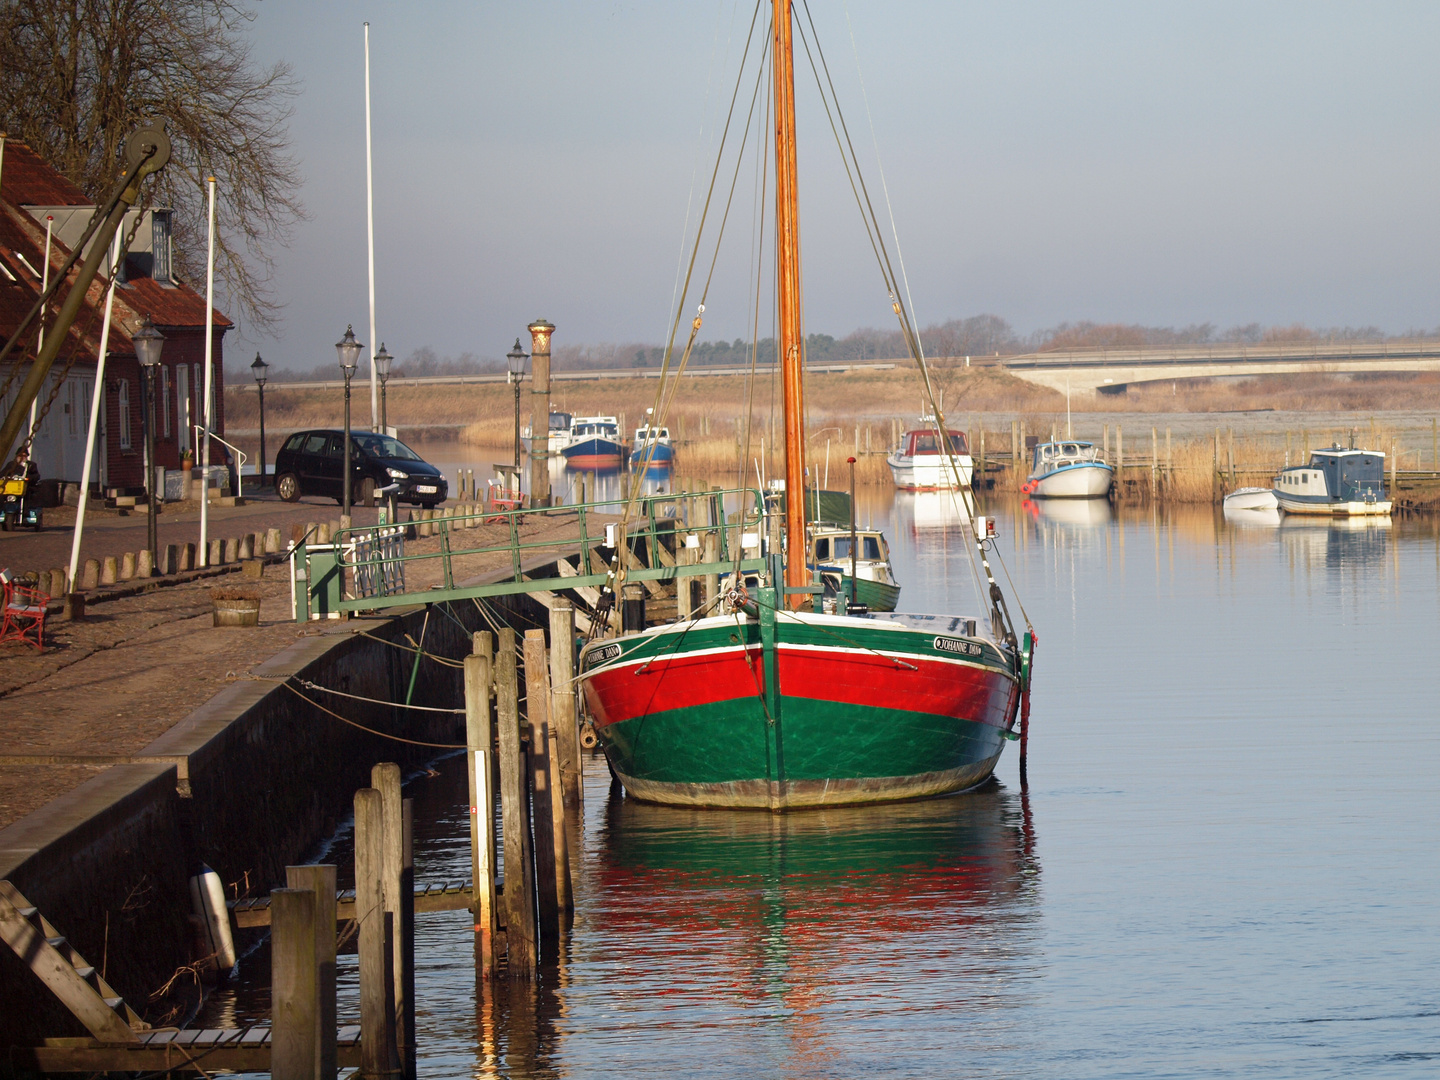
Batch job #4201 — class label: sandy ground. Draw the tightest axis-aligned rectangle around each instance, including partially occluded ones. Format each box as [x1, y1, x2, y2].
[0, 503, 603, 830]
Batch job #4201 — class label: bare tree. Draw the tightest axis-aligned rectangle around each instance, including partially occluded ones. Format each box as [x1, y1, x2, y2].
[0, 0, 304, 331]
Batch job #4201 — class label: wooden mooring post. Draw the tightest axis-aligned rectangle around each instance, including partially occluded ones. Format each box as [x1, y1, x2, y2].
[549, 601, 583, 819]
[284, 864, 338, 1080]
[496, 627, 538, 977]
[354, 788, 398, 1076]
[524, 629, 571, 946]
[371, 762, 411, 1076]
[271, 888, 319, 1080]
[465, 633, 498, 977]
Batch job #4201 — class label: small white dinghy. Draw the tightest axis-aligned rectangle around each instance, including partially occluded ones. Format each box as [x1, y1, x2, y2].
[1222, 487, 1279, 511]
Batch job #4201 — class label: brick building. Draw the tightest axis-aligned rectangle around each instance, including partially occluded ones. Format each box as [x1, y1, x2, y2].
[0, 138, 229, 493]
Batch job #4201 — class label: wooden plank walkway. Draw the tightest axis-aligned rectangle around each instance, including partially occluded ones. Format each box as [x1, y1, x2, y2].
[15, 1024, 363, 1073]
[231, 879, 483, 928]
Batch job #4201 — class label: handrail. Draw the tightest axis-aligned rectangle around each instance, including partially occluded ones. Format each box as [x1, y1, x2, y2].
[320, 485, 766, 613]
[193, 424, 248, 500]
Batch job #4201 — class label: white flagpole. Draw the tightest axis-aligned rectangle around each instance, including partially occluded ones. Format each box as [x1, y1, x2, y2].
[199, 176, 216, 565]
[364, 21, 379, 430]
[69, 235, 121, 587]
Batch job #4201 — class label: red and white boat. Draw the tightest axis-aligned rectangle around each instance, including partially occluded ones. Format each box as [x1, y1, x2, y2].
[887, 419, 974, 490]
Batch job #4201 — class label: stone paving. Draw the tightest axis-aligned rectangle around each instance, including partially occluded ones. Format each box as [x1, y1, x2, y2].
[0, 500, 606, 831]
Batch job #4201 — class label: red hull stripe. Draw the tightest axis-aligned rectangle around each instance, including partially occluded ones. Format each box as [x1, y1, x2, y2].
[583, 642, 1017, 733]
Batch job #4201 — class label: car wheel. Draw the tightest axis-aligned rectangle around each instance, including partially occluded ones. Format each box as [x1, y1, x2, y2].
[276, 473, 300, 502]
[360, 478, 376, 507]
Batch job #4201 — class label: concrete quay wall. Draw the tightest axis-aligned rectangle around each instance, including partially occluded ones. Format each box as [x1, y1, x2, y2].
[0, 587, 542, 1047]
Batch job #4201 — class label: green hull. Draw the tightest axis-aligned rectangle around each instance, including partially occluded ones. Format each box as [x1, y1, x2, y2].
[581, 611, 1021, 810]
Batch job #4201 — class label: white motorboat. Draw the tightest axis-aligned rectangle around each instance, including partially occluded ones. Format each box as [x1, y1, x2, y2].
[522, 410, 573, 454]
[1022, 441, 1114, 498]
[1273, 446, 1392, 516]
[887, 419, 973, 490]
[1222, 487, 1279, 511]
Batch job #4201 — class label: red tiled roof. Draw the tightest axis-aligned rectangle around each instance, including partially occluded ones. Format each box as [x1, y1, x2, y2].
[122, 274, 229, 329]
[0, 203, 116, 365]
[0, 142, 228, 360]
[0, 139, 90, 207]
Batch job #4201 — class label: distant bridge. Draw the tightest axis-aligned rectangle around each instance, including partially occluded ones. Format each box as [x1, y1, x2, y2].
[990, 340, 1440, 395]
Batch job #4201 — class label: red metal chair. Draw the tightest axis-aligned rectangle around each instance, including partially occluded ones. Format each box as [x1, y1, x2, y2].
[0, 570, 47, 651]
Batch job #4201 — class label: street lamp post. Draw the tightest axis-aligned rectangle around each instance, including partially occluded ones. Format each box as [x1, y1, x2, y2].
[250, 352, 269, 488]
[374, 343, 393, 433]
[133, 317, 164, 575]
[336, 325, 363, 518]
[507, 338, 527, 478]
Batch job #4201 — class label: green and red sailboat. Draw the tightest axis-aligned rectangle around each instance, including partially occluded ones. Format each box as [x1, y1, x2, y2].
[579, 0, 1034, 810]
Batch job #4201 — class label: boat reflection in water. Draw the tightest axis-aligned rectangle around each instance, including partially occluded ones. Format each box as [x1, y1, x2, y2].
[571, 784, 1042, 1075]
[1223, 504, 1283, 530]
[897, 489, 970, 531]
[1278, 515, 1392, 570]
[1021, 496, 1114, 529]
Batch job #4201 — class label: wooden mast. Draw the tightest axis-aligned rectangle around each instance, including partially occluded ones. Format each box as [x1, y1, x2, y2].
[773, 0, 808, 609]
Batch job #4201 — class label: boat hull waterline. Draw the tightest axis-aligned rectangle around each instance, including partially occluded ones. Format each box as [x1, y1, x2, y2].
[1026, 462, 1115, 498]
[581, 612, 1020, 810]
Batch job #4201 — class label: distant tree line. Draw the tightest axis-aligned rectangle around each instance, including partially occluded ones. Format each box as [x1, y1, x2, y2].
[230, 316, 1440, 383]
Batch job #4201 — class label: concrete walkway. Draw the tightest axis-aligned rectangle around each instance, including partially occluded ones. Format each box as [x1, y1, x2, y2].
[0, 504, 604, 830]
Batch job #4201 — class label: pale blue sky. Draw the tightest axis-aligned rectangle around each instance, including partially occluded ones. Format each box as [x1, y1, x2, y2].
[234, 1, 1440, 371]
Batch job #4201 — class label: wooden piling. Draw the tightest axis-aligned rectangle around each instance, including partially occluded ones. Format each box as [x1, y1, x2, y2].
[702, 532, 719, 609]
[354, 788, 397, 1075]
[464, 645, 497, 977]
[548, 601, 583, 817]
[523, 630, 568, 945]
[1012, 420, 1019, 463]
[400, 799, 416, 1080]
[270, 888, 319, 1080]
[371, 761, 407, 1069]
[1227, 428, 1236, 487]
[496, 628, 537, 977]
[285, 865, 337, 1080]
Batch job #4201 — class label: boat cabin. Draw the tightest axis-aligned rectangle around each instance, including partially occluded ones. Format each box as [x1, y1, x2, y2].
[1031, 441, 1104, 471]
[568, 416, 620, 439]
[633, 424, 671, 443]
[812, 531, 887, 563]
[1276, 448, 1386, 502]
[899, 429, 968, 457]
[548, 411, 573, 434]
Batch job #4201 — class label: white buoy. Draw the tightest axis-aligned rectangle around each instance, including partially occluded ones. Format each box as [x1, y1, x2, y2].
[188, 865, 237, 973]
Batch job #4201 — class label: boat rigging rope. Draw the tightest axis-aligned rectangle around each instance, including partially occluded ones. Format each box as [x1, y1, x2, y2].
[794, 2, 1027, 638]
[607, 0, 770, 608]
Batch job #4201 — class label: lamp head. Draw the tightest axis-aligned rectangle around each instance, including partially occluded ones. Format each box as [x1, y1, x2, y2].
[250, 352, 269, 386]
[133, 316, 164, 368]
[374, 343, 393, 382]
[335, 324, 363, 377]
[507, 338, 527, 378]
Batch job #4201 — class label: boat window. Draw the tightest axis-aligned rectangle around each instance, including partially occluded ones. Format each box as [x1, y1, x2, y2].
[815, 538, 830, 559]
[864, 536, 881, 560]
[913, 433, 938, 454]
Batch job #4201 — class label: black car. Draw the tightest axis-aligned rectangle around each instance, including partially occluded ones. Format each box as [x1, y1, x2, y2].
[274, 430, 448, 507]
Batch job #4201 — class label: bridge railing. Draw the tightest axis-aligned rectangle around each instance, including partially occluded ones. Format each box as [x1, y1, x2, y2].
[999, 339, 1440, 368]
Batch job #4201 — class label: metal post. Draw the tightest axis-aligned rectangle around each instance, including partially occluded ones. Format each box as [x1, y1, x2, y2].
[847, 456, 857, 606]
[143, 365, 158, 573]
[257, 380, 267, 489]
[380, 379, 388, 434]
[512, 374, 522, 476]
[342, 373, 353, 518]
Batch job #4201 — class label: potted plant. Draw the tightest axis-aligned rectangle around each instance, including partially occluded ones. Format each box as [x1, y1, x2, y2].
[211, 587, 262, 627]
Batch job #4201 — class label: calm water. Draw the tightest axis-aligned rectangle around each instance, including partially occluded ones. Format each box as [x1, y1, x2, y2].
[200, 488, 1440, 1077]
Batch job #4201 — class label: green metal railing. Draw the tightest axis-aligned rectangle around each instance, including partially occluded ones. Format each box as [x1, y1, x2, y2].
[293, 486, 768, 621]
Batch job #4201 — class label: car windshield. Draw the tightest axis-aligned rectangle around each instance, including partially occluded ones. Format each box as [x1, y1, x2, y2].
[353, 433, 422, 461]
